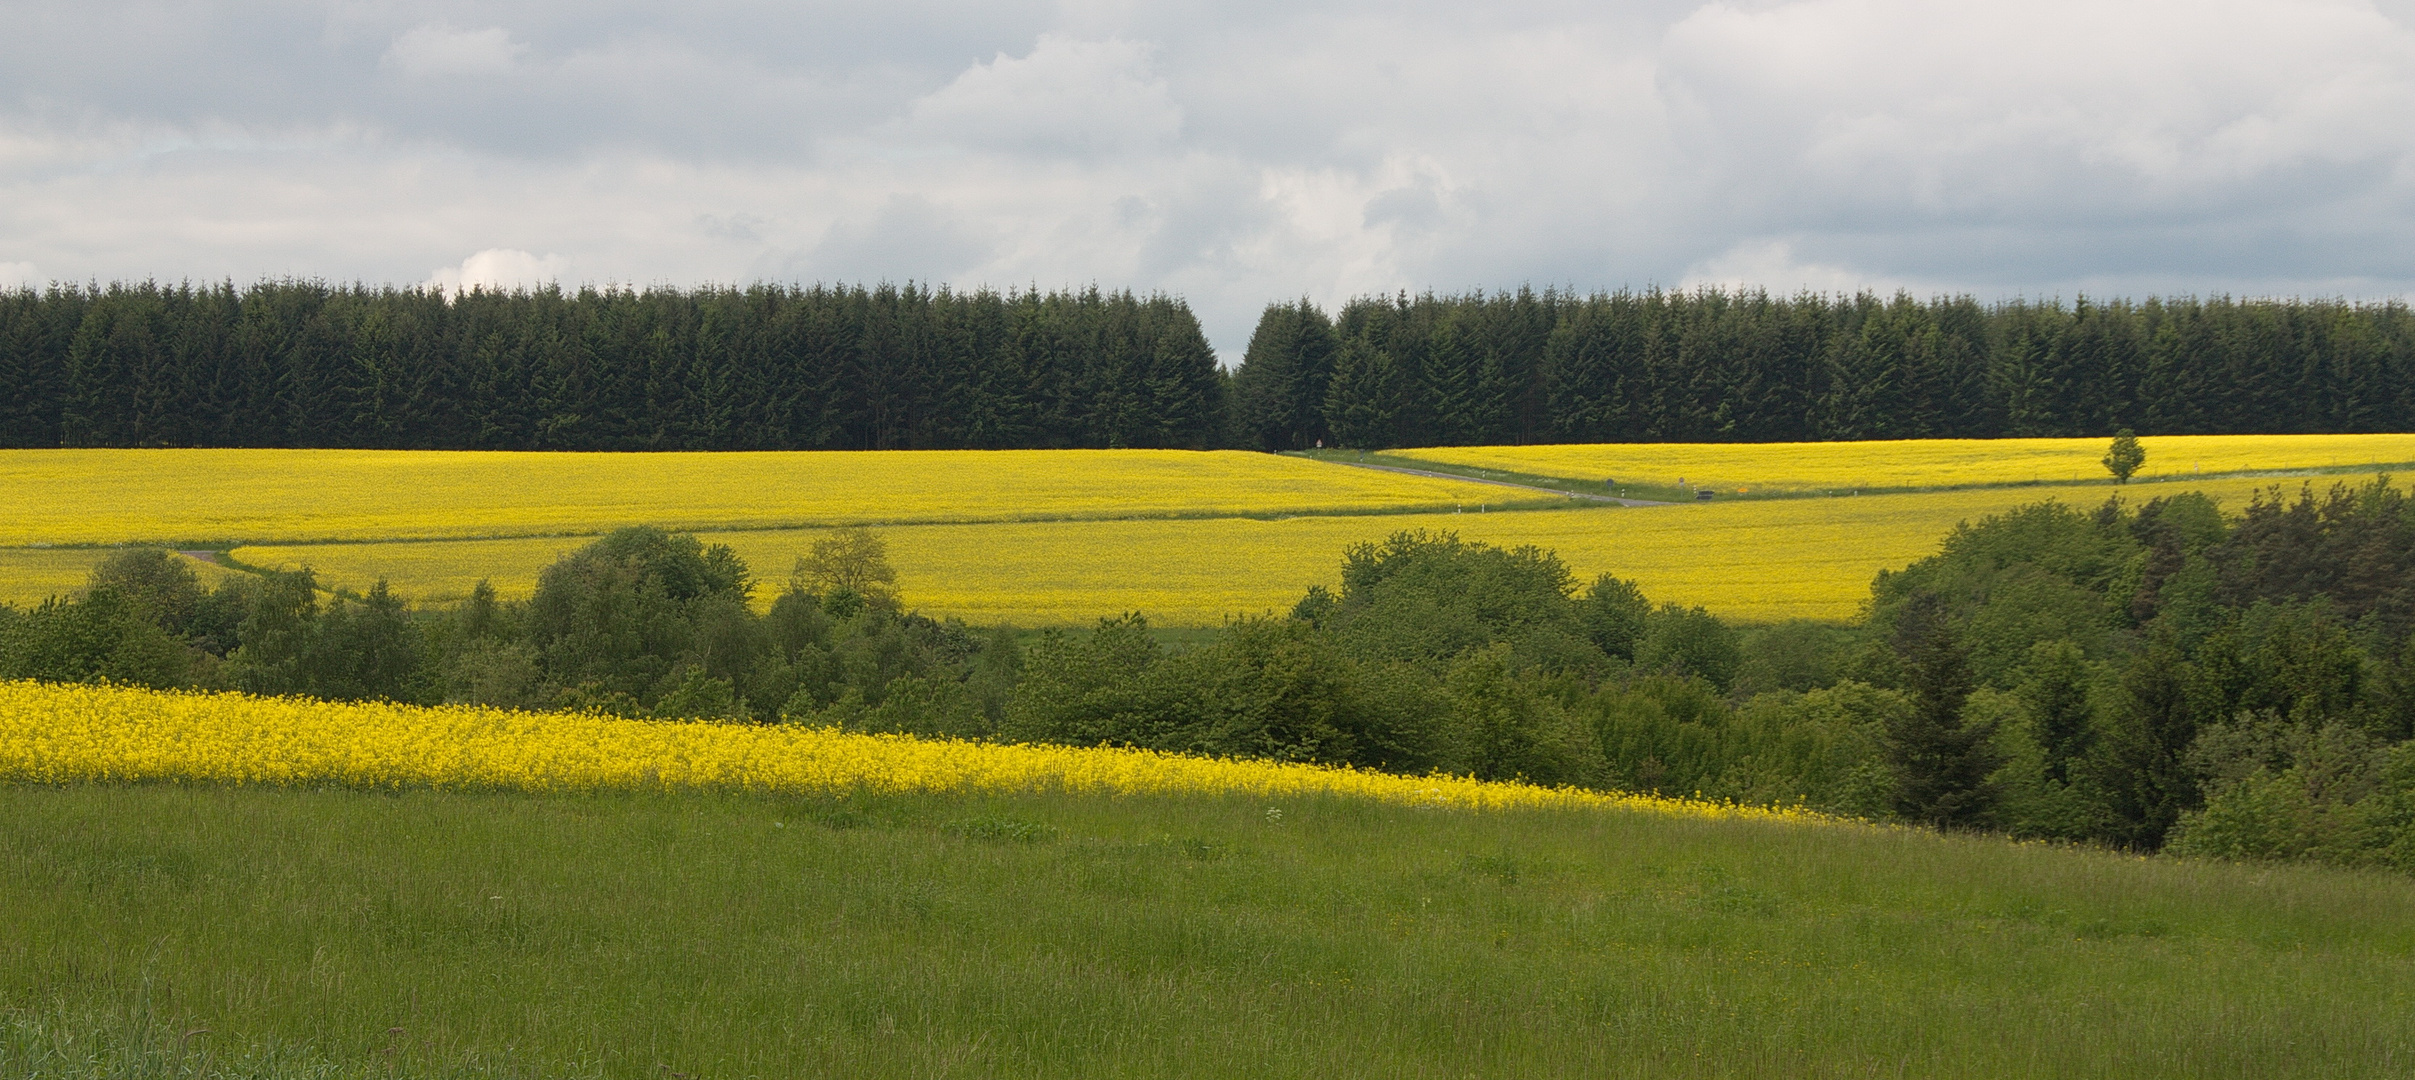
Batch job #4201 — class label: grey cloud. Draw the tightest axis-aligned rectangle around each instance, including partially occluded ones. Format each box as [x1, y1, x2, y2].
[790, 197, 996, 285]
[899, 35, 1182, 157]
[697, 212, 772, 244]
[382, 24, 528, 78]
[1363, 184, 1445, 231]
[0, 1, 1056, 160]
[5, 0, 2415, 361]
[1653, 0, 2415, 227]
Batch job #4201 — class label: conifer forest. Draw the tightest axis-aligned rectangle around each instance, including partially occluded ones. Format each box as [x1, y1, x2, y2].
[3, 282, 2410, 450]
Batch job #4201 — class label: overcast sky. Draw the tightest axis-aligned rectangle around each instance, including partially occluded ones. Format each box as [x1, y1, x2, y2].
[6, 0, 2415, 359]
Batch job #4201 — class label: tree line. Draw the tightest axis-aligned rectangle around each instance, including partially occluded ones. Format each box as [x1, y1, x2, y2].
[1234, 289, 2415, 449]
[0, 528, 1017, 726]
[8, 475, 2414, 871]
[5, 281, 2413, 451]
[0, 282, 1223, 450]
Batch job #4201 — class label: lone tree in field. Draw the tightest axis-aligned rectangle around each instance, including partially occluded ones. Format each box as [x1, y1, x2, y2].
[794, 528, 899, 613]
[2103, 429, 2146, 484]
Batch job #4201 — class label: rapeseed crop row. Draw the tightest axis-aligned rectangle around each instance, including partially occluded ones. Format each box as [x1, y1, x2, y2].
[16, 435, 2387, 554]
[0, 549, 173, 607]
[0, 448, 1517, 547]
[0, 680, 1813, 823]
[1405, 433, 2415, 493]
[234, 470, 2393, 622]
[13, 437, 2402, 616]
[0, 548, 240, 607]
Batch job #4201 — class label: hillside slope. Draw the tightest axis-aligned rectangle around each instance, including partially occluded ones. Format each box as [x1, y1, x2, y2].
[6, 782, 2410, 1079]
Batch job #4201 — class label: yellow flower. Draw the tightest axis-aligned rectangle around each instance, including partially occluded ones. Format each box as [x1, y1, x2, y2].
[1407, 433, 2415, 493]
[0, 681, 1825, 825]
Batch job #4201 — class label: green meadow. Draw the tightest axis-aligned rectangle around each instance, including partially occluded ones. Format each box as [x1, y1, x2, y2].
[6, 784, 2412, 1079]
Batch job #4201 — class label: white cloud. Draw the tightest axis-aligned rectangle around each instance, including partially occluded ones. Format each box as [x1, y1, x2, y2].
[1680, 240, 1916, 296]
[0, 262, 38, 289]
[901, 35, 1182, 155]
[425, 249, 570, 295]
[381, 25, 527, 80]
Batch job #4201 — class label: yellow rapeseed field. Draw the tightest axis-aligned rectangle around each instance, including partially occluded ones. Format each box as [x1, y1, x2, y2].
[0, 680, 1816, 824]
[0, 548, 239, 607]
[1403, 433, 2415, 493]
[234, 470, 2382, 623]
[0, 448, 1518, 546]
[15, 439, 2402, 621]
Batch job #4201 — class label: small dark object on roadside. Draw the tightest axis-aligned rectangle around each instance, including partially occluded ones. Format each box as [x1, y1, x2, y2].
[1695, 490, 1715, 501]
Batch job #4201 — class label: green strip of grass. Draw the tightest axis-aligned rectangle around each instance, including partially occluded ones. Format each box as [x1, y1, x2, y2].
[1293, 449, 1695, 501]
[5, 784, 2412, 1078]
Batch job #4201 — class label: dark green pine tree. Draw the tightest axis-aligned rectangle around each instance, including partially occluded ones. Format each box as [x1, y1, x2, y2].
[1139, 297, 1225, 449]
[10, 282, 2415, 450]
[1420, 313, 1485, 444]
[1322, 338, 1402, 450]
[0, 287, 68, 446]
[2093, 634, 2207, 849]
[1989, 300, 2068, 437]
[1883, 594, 2001, 828]
[1540, 292, 1638, 441]
[1231, 299, 1338, 450]
[1231, 302, 1300, 450]
[1817, 293, 1913, 439]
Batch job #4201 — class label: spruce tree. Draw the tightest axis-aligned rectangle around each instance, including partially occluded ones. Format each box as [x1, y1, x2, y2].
[2092, 635, 2206, 849]
[12, 283, 2415, 450]
[1322, 338, 1400, 449]
[1232, 304, 1299, 451]
[1232, 300, 1338, 450]
[1883, 594, 2001, 828]
[1276, 300, 1338, 448]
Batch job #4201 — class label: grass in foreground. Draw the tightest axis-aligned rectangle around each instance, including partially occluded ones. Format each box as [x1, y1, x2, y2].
[5, 783, 2413, 1079]
[235, 470, 2389, 621]
[4, 681, 2413, 1077]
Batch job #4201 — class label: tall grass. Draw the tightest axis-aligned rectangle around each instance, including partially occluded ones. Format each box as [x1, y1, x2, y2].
[5, 784, 2412, 1078]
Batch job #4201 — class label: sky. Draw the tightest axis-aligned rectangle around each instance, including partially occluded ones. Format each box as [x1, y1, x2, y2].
[6, 0, 2415, 360]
